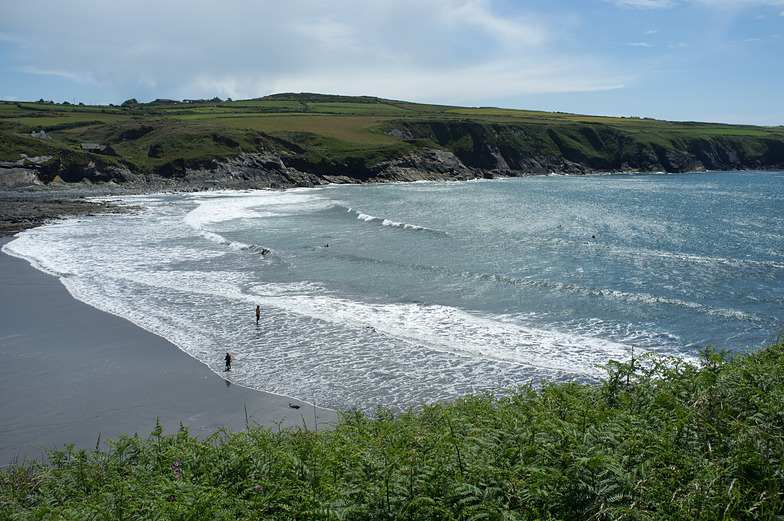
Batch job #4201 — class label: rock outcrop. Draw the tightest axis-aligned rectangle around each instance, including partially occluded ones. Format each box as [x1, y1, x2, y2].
[178, 151, 326, 189]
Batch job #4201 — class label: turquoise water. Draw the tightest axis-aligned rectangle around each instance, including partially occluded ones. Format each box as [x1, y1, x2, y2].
[5, 171, 783, 411]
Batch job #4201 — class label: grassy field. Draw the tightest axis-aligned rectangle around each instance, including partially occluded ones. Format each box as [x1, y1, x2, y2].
[2, 339, 783, 519]
[4, 95, 782, 137]
[1, 93, 783, 184]
[201, 115, 399, 144]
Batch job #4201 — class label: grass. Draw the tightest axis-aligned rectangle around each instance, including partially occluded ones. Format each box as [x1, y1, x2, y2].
[2, 338, 784, 520]
[1, 94, 782, 185]
[3, 96, 782, 137]
[202, 115, 400, 144]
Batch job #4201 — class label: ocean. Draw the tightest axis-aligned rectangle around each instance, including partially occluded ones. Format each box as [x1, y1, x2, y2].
[5, 171, 783, 412]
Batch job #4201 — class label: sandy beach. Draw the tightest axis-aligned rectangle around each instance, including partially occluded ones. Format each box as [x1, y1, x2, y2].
[0, 237, 339, 465]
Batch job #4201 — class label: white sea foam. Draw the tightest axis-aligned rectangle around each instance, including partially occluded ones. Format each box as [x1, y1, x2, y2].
[2, 210, 627, 410]
[182, 188, 325, 229]
[349, 207, 429, 231]
[179, 188, 339, 253]
[247, 292, 629, 377]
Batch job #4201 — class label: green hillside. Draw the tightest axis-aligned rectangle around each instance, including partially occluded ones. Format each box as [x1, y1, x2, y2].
[2, 94, 783, 188]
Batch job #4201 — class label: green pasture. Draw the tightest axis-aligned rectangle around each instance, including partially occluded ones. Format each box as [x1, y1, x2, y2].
[666, 127, 781, 137]
[3, 97, 781, 147]
[204, 115, 399, 144]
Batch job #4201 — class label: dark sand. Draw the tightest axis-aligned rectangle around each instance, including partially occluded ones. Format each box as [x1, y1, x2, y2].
[0, 238, 339, 465]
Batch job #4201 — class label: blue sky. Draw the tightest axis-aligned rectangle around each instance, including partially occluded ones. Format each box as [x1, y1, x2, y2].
[1, 0, 782, 125]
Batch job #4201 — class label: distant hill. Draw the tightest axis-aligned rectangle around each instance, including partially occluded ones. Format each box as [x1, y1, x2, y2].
[2, 93, 783, 190]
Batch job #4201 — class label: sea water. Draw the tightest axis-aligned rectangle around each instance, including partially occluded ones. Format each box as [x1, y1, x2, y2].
[5, 171, 784, 411]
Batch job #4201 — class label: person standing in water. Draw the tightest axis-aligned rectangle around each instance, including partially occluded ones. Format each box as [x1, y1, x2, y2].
[224, 352, 231, 371]
[256, 305, 261, 325]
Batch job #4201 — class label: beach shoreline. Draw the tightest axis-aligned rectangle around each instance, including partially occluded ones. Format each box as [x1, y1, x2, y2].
[0, 185, 185, 238]
[0, 237, 339, 465]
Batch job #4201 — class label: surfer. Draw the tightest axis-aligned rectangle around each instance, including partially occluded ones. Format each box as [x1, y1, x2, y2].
[256, 305, 261, 325]
[224, 352, 232, 371]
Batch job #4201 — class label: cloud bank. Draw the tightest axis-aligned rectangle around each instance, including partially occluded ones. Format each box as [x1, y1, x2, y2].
[0, 0, 781, 124]
[0, 0, 625, 104]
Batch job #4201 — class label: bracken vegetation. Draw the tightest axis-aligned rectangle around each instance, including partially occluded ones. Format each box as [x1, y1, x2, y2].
[2, 338, 783, 520]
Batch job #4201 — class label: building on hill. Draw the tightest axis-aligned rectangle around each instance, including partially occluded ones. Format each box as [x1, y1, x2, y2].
[183, 97, 223, 104]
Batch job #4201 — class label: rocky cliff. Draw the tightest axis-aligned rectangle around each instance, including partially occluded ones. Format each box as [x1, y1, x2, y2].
[379, 121, 784, 177]
[2, 120, 783, 190]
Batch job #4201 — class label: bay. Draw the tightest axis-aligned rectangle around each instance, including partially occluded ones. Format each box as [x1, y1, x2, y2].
[5, 171, 783, 412]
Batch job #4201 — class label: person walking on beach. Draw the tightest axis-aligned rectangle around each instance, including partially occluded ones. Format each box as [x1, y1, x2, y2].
[256, 305, 261, 325]
[224, 352, 232, 371]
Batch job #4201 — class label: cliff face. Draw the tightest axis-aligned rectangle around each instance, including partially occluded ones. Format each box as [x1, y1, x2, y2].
[380, 121, 784, 177]
[3, 120, 783, 190]
[0, 155, 139, 189]
[165, 122, 784, 187]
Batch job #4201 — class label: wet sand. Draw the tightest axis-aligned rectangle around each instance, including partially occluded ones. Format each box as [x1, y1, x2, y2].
[0, 238, 339, 465]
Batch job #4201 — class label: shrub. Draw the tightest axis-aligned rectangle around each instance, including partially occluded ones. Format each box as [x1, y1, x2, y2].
[2, 339, 784, 519]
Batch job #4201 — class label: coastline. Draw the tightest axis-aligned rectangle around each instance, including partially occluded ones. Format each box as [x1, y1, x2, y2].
[0, 237, 339, 465]
[0, 186, 167, 238]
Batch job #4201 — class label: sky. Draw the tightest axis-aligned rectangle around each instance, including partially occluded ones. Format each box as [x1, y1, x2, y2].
[1, 0, 782, 125]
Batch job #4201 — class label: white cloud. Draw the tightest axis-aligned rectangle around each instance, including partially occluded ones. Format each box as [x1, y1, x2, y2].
[693, 0, 784, 5]
[0, 0, 615, 103]
[261, 55, 629, 108]
[608, 0, 676, 8]
[19, 65, 97, 86]
[438, 0, 548, 48]
[609, 0, 784, 7]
